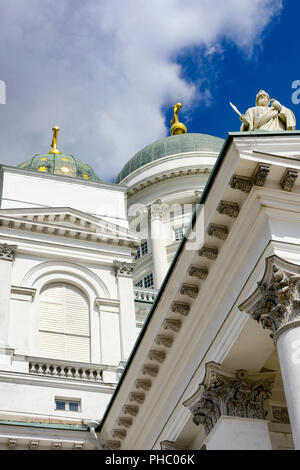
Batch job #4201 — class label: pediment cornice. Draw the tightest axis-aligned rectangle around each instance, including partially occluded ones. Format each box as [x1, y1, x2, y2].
[0, 207, 140, 248]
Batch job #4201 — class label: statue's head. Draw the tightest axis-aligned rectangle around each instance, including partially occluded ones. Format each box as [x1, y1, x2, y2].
[256, 90, 270, 107]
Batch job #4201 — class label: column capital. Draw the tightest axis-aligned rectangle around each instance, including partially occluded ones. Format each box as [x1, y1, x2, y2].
[113, 260, 136, 278]
[149, 199, 168, 221]
[239, 255, 300, 341]
[0, 243, 17, 262]
[184, 362, 275, 437]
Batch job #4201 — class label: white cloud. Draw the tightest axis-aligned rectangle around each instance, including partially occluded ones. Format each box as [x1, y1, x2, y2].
[0, 0, 282, 181]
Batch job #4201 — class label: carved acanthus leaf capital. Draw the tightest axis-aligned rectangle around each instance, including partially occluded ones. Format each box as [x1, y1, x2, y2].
[184, 362, 275, 436]
[239, 256, 300, 339]
[0, 243, 18, 261]
[113, 260, 136, 277]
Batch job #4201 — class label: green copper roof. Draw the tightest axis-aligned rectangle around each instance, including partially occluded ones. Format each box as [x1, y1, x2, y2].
[18, 154, 101, 182]
[115, 133, 224, 184]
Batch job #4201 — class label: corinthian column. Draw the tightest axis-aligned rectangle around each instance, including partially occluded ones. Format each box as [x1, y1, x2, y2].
[184, 362, 274, 450]
[239, 255, 300, 449]
[150, 200, 169, 289]
[113, 261, 137, 361]
[0, 244, 17, 349]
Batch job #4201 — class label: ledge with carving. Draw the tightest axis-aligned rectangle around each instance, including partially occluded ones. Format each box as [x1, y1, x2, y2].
[184, 362, 275, 437]
[239, 255, 300, 342]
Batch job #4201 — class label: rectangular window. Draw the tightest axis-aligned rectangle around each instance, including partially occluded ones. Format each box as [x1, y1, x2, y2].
[134, 241, 148, 260]
[135, 280, 143, 287]
[55, 398, 80, 412]
[143, 273, 154, 289]
[174, 226, 186, 241]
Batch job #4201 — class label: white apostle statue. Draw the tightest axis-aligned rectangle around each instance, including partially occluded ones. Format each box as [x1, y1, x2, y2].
[240, 90, 296, 131]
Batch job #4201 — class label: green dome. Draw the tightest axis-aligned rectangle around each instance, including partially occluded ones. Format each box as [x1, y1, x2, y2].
[115, 133, 224, 184]
[18, 153, 101, 182]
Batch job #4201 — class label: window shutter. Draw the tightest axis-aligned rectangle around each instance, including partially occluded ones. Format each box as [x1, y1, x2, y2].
[39, 283, 90, 362]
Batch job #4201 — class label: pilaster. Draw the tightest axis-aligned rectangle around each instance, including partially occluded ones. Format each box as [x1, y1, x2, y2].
[113, 260, 137, 361]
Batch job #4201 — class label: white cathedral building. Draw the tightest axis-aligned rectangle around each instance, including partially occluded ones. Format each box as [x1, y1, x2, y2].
[1, 96, 300, 451]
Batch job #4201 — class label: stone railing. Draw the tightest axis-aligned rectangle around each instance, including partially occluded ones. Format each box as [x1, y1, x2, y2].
[134, 287, 158, 303]
[28, 357, 107, 381]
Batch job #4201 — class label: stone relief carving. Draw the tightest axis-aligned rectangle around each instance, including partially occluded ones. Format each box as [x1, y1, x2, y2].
[239, 257, 300, 338]
[142, 364, 159, 377]
[117, 417, 132, 428]
[280, 169, 298, 192]
[271, 405, 290, 424]
[217, 201, 239, 219]
[0, 243, 18, 261]
[208, 224, 228, 241]
[160, 440, 178, 450]
[113, 260, 136, 277]
[122, 405, 139, 416]
[135, 379, 152, 391]
[105, 440, 121, 450]
[171, 301, 190, 316]
[198, 246, 218, 260]
[230, 175, 253, 193]
[189, 265, 208, 280]
[112, 429, 127, 440]
[155, 334, 173, 348]
[148, 349, 166, 363]
[252, 164, 271, 187]
[163, 318, 182, 332]
[180, 284, 199, 298]
[184, 362, 275, 436]
[128, 392, 145, 404]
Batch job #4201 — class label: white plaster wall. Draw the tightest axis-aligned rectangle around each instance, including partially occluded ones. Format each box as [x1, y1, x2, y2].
[0, 169, 128, 228]
[0, 379, 113, 421]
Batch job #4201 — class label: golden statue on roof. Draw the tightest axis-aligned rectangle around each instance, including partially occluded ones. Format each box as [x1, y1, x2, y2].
[170, 102, 187, 135]
[49, 126, 62, 154]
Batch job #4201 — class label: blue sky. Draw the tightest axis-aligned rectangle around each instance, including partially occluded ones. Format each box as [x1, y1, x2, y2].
[0, 0, 298, 182]
[170, 0, 299, 139]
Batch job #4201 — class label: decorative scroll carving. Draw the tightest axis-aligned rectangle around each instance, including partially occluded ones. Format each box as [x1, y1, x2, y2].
[142, 364, 159, 377]
[208, 224, 228, 240]
[272, 406, 290, 424]
[129, 392, 145, 404]
[122, 405, 139, 416]
[117, 417, 132, 428]
[239, 256, 300, 338]
[280, 169, 298, 192]
[217, 201, 239, 219]
[8, 439, 17, 450]
[252, 164, 271, 187]
[198, 246, 218, 260]
[189, 265, 208, 280]
[105, 440, 121, 450]
[230, 175, 253, 193]
[155, 334, 173, 348]
[171, 301, 190, 316]
[0, 243, 17, 261]
[148, 349, 166, 363]
[29, 440, 39, 450]
[163, 318, 181, 332]
[113, 260, 136, 277]
[184, 362, 275, 436]
[160, 440, 177, 450]
[135, 379, 151, 391]
[112, 429, 127, 440]
[73, 443, 84, 450]
[51, 441, 62, 450]
[180, 284, 199, 299]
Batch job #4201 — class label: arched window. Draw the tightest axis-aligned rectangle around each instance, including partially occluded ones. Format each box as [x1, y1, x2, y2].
[39, 283, 90, 362]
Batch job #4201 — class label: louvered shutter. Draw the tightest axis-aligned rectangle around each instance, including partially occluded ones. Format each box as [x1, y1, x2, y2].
[39, 283, 90, 362]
